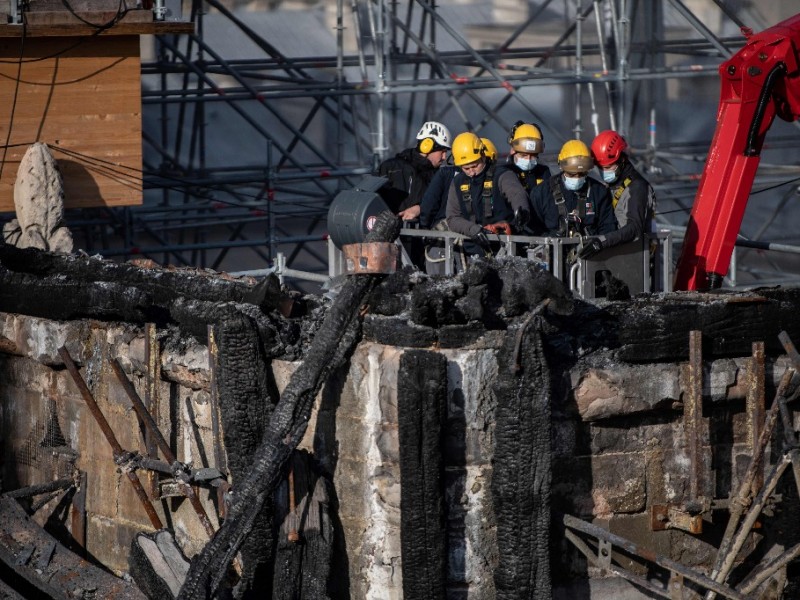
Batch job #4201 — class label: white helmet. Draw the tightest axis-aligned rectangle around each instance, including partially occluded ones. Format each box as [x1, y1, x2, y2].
[415, 121, 451, 153]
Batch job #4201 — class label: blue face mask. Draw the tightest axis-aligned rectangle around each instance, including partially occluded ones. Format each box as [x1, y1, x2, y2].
[514, 155, 537, 172]
[563, 175, 585, 191]
[602, 169, 618, 183]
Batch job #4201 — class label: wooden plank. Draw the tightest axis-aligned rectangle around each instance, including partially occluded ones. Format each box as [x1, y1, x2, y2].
[24, 10, 154, 26]
[0, 21, 194, 37]
[0, 35, 143, 210]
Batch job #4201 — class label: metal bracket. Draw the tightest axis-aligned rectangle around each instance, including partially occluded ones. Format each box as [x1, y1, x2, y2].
[651, 504, 703, 534]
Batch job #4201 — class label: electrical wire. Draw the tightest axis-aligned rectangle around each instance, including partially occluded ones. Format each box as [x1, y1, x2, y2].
[0, 18, 26, 184]
[0, 0, 132, 65]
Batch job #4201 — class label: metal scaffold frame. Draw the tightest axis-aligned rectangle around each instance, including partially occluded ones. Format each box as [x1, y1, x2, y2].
[63, 0, 800, 289]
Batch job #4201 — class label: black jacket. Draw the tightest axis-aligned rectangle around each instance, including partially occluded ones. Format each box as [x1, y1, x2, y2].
[419, 165, 457, 228]
[375, 148, 438, 213]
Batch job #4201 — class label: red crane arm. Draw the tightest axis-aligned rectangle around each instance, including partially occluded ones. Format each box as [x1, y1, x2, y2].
[674, 13, 800, 291]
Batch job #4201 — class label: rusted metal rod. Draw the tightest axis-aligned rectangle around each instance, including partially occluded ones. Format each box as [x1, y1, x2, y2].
[686, 330, 704, 501]
[746, 342, 765, 492]
[287, 465, 299, 543]
[779, 330, 800, 369]
[738, 541, 800, 595]
[705, 367, 796, 600]
[563, 514, 747, 600]
[58, 346, 163, 530]
[110, 358, 216, 539]
[708, 453, 793, 599]
[564, 527, 675, 599]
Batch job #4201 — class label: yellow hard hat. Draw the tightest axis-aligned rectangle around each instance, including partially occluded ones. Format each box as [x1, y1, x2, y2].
[480, 137, 498, 161]
[558, 139, 593, 174]
[508, 122, 544, 154]
[452, 132, 485, 166]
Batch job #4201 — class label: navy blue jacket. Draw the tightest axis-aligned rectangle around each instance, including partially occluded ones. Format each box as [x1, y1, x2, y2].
[419, 165, 457, 228]
[498, 160, 552, 194]
[529, 174, 616, 236]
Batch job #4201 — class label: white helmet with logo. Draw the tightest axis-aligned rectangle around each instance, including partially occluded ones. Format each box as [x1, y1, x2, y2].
[415, 121, 452, 153]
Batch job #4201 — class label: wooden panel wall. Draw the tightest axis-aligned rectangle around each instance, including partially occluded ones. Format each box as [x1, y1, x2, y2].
[0, 35, 142, 211]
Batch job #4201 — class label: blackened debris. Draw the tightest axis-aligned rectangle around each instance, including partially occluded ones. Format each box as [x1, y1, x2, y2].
[398, 350, 447, 599]
[176, 210, 402, 600]
[272, 450, 334, 600]
[492, 318, 552, 599]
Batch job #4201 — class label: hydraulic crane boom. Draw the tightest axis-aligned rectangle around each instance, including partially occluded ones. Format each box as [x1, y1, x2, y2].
[674, 13, 800, 291]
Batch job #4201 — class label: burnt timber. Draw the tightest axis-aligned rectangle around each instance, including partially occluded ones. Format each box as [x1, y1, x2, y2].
[1, 242, 800, 598]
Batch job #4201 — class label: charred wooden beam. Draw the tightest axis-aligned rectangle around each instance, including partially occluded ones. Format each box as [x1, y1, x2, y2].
[398, 350, 447, 599]
[492, 309, 552, 599]
[176, 210, 402, 599]
[0, 495, 145, 599]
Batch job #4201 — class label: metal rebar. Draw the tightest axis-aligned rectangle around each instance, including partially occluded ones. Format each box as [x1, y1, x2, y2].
[738, 541, 800, 595]
[687, 330, 703, 500]
[563, 514, 747, 600]
[705, 368, 797, 599]
[58, 347, 163, 531]
[706, 454, 793, 599]
[110, 359, 216, 540]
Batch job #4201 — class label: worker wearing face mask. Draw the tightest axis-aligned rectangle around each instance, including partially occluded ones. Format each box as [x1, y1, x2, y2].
[529, 139, 616, 238]
[577, 130, 657, 259]
[502, 121, 551, 193]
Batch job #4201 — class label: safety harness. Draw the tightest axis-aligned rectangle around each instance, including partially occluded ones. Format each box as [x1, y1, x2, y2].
[457, 163, 496, 223]
[549, 174, 596, 236]
[611, 176, 633, 209]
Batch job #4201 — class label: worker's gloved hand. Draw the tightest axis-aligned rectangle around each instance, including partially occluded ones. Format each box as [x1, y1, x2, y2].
[484, 222, 512, 235]
[578, 235, 607, 260]
[472, 228, 492, 251]
[513, 208, 530, 232]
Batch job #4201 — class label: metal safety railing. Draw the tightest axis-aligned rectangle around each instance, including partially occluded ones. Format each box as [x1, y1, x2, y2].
[236, 228, 674, 300]
[329, 227, 674, 300]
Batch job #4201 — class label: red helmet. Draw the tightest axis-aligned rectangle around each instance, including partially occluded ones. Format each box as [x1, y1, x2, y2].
[591, 130, 628, 167]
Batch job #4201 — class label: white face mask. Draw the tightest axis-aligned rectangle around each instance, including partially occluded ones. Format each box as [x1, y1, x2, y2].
[563, 175, 585, 191]
[514, 155, 537, 171]
[602, 169, 618, 183]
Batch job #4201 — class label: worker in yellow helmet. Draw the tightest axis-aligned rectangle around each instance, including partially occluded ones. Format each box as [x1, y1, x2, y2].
[416, 136, 501, 273]
[529, 139, 616, 238]
[445, 132, 531, 258]
[503, 121, 552, 193]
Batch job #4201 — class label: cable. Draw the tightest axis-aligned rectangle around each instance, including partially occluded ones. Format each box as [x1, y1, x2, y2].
[0, 0, 131, 65]
[0, 18, 26, 184]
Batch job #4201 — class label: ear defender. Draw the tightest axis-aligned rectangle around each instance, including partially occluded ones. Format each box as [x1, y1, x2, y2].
[419, 137, 434, 154]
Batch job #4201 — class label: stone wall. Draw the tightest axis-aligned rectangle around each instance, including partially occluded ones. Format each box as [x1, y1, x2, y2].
[1, 309, 797, 597]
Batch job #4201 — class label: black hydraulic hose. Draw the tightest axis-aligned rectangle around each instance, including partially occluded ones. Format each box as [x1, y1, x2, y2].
[745, 62, 787, 156]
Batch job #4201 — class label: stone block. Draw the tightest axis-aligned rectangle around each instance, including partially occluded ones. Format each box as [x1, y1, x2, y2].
[333, 456, 369, 522]
[86, 514, 145, 575]
[376, 424, 399, 464]
[587, 418, 681, 455]
[370, 466, 401, 515]
[592, 454, 647, 515]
